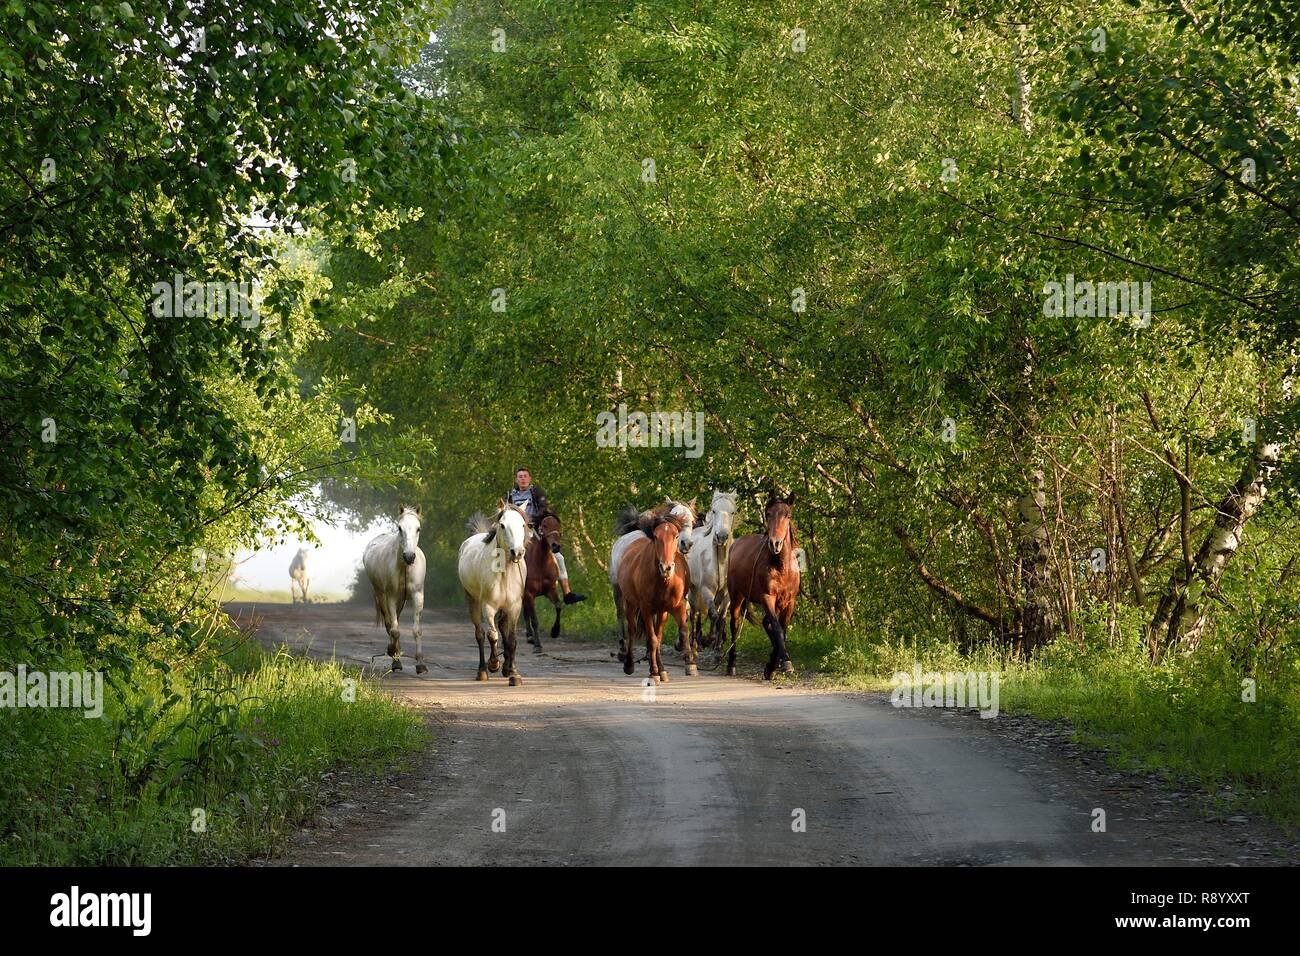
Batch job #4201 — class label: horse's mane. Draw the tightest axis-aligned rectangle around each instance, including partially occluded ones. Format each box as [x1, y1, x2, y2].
[466, 512, 494, 540]
[613, 505, 641, 536]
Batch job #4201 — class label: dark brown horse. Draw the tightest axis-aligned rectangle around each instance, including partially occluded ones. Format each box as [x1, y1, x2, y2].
[617, 511, 695, 681]
[726, 492, 800, 679]
[523, 510, 564, 652]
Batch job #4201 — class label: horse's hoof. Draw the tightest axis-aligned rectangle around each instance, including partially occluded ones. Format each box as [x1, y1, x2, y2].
[674, 638, 685, 652]
[550, 629, 561, 640]
[488, 658, 501, 673]
[685, 663, 698, 677]
[476, 669, 489, 682]
[763, 664, 775, 680]
[726, 665, 737, 677]
[508, 674, 523, 686]
[391, 659, 403, 672]
[532, 644, 544, 654]
[658, 672, 669, 684]
[783, 660, 795, 674]
[623, 662, 635, 676]
[415, 663, 428, 675]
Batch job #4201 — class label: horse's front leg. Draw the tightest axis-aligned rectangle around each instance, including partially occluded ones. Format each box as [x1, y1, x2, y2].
[613, 584, 627, 662]
[708, 590, 727, 647]
[675, 602, 696, 677]
[651, 611, 669, 683]
[759, 596, 781, 680]
[385, 595, 403, 671]
[486, 607, 501, 673]
[411, 586, 426, 675]
[504, 604, 523, 686]
[777, 598, 796, 674]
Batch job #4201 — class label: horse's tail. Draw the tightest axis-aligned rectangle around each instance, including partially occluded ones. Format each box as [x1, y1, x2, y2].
[613, 505, 640, 536]
[466, 511, 493, 535]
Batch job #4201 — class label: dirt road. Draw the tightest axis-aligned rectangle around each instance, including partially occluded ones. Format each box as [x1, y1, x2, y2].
[230, 602, 1296, 866]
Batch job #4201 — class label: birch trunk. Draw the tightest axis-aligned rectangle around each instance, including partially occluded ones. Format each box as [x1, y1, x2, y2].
[1149, 441, 1281, 656]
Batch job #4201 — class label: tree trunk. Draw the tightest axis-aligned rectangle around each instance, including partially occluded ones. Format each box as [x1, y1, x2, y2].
[1016, 468, 1055, 654]
[1149, 441, 1281, 657]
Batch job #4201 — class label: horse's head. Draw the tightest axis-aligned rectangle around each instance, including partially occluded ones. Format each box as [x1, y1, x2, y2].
[397, 505, 422, 565]
[709, 489, 739, 547]
[643, 513, 685, 582]
[496, 500, 528, 564]
[763, 492, 795, 559]
[535, 511, 562, 551]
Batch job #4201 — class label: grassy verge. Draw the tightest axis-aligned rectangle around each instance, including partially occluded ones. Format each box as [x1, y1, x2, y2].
[0, 630, 425, 865]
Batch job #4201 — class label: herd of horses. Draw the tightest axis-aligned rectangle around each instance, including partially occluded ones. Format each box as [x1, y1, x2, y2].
[309, 490, 801, 686]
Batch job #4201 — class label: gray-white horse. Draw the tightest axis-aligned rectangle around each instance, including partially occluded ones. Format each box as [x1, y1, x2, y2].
[363, 506, 427, 673]
[289, 547, 311, 604]
[685, 490, 739, 649]
[458, 502, 530, 685]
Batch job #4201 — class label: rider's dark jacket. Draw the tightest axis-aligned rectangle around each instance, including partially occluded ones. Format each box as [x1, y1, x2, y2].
[506, 483, 549, 522]
[506, 483, 561, 552]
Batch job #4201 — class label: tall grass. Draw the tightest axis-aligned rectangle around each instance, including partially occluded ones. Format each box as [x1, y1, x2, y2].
[0, 634, 425, 865]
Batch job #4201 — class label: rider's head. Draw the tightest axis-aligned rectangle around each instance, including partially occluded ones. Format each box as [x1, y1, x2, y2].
[515, 467, 532, 490]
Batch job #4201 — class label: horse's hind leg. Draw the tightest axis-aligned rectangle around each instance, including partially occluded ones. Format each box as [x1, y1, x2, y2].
[469, 596, 489, 681]
[676, 604, 696, 677]
[523, 593, 538, 647]
[621, 601, 639, 675]
[548, 585, 562, 642]
[726, 595, 746, 677]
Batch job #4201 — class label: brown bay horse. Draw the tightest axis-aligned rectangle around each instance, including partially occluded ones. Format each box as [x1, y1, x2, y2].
[523, 510, 564, 652]
[726, 492, 801, 679]
[617, 510, 696, 681]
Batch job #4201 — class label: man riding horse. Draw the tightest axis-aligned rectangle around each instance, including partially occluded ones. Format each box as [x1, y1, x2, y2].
[506, 467, 586, 604]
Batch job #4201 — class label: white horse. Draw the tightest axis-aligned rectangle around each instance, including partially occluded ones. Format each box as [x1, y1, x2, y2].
[685, 490, 739, 649]
[363, 506, 427, 673]
[457, 502, 529, 685]
[608, 499, 696, 660]
[288, 547, 311, 604]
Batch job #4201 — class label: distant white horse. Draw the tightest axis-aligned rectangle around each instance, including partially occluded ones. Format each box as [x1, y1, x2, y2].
[363, 506, 427, 673]
[608, 499, 696, 661]
[289, 547, 311, 604]
[685, 490, 739, 649]
[458, 502, 529, 685]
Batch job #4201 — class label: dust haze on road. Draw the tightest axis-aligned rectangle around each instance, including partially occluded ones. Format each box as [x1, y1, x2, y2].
[229, 602, 1298, 866]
